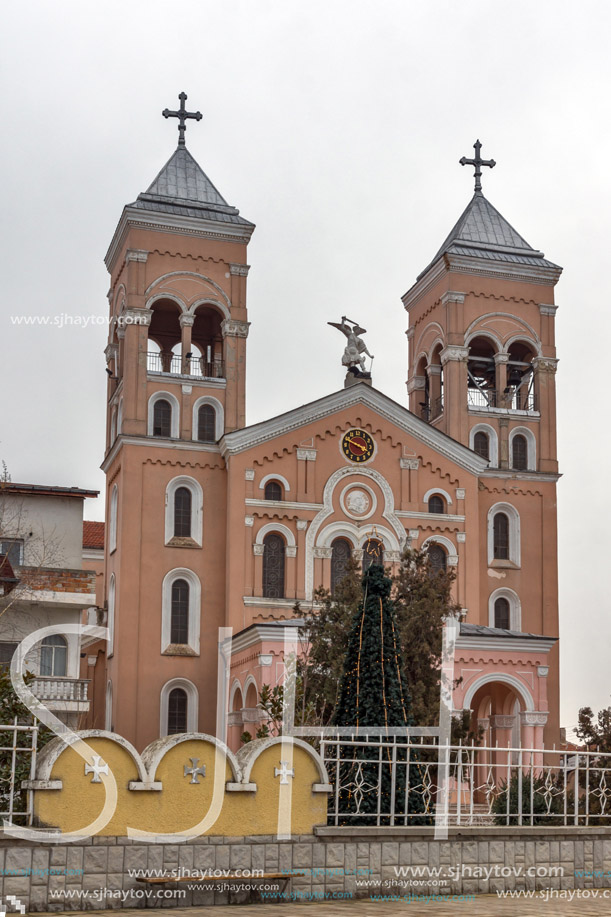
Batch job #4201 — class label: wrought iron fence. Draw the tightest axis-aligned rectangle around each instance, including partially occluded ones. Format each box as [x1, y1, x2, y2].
[467, 388, 537, 412]
[321, 737, 611, 827]
[147, 352, 225, 379]
[0, 719, 38, 826]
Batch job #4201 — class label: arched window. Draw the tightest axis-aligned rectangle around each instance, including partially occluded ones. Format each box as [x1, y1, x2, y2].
[362, 538, 384, 572]
[331, 538, 352, 594]
[40, 635, 67, 677]
[264, 481, 283, 501]
[108, 574, 115, 657]
[493, 512, 509, 560]
[197, 404, 216, 443]
[473, 431, 490, 460]
[153, 399, 172, 437]
[167, 687, 188, 735]
[173, 487, 192, 538]
[512, 434, 528, 471]
[428, 494, 445, 514]
[494, 597, 510, 630]
[262, 533, 286, 598]
[170, 579, 189, 645]
[428, 544, 447, 575]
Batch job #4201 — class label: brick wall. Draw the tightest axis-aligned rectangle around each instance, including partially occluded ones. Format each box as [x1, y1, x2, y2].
[18, 567, 96, 595]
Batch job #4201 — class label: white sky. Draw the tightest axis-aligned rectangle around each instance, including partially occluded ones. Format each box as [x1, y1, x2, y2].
[1, 0, 609, 736]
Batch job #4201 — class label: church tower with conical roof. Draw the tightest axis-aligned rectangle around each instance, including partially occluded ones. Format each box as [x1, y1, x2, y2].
[101, 94, 254, 743]
[404, 141, 562, 745]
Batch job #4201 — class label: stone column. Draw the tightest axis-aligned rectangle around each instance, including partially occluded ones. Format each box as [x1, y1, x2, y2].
[498, 416, 509, 469]
[253, 543, 264, 595]
[120, 308, 151, 435]
[296, 521, 308, 599]
[399, 457, 419, 510]
[297, 449, 317, 502]
[440, 341, 469, 443]
[532, 356, 559, 472]
[490, 714, 515, 771]
[522, 711, 549, 770]
[407, 375, 426, 416]
[244, 515, 255, 596]
[495, 353, 509, 406]
[179, 313, 195, 374]
[286, 545, 298, 599]
[221, 318, 250, 432]
[313, 546, 332, 592]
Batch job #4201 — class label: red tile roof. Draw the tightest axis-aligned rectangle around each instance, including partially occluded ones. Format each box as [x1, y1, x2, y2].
[83, 521, 105, 550]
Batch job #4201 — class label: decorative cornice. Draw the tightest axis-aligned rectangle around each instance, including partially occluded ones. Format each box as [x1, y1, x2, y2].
[313, 547, 333, 559]
[400, 458, 420, 470]
[121, 308, 152, 327]
[220, 384, 489, 476]
[490, 715, 515, 729]
[441, 345, 469, 364]
[406, 377, 426, 394]
[245, 498, 323, 512]
[445, 253, 562, 286]
[440, 291, 466, 305]
[125, 249, 149, 263]
[532, 356, 559, 374]
[100, 434, 222, 473]
[297, 449, 318, 462]
[457, 634, 557, 653]
[105, 206, 254, 274]
[229, 264, 250, 276]
[520, 711, 549, 727]
[538, 303, 558, 316]
[221, 319, 250, 338]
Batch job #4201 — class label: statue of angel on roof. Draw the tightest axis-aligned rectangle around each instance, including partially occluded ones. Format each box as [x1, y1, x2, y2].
[327, 316, 374, 375]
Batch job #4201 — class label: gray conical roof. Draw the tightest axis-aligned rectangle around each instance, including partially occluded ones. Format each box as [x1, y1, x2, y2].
[417, 191, 559, 280]
[130, 146, 254, 227]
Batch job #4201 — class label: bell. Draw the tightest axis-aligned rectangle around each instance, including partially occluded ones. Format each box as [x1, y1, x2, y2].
[507, 367, 523, 386]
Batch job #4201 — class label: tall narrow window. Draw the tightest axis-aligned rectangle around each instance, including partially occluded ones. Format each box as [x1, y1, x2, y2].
[362, 538, 384, 572]
[428, 544, 447, 575]
[170, 579, 189, 644]
[167, 687, 188, 734]
[40, 635, 67, 677]
[331, 538, 352, 594]
[473, 431, 490, 460]
[264, 481, 283, 501]
[0, 643, 18, 670]
[262, 533, 285, 598]
[493, 512, 509, 560]
[512, 434, 528, 471]
[197, 404, 216, 442]
[428, 495, 445, 514]
[153, 399, 172, 437]
[494, 597, 510, 629]
[174, 487, 192, 538]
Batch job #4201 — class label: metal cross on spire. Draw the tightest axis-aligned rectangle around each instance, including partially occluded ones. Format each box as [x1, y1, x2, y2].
[162, 92, 203, 147]
[459, 139, 496, 193]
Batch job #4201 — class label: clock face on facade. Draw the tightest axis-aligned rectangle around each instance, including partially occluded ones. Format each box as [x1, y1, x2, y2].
[342, 429, 375, 463]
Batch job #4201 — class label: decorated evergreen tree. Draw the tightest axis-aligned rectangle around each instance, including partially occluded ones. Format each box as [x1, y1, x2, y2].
[330, 562, 428, 824]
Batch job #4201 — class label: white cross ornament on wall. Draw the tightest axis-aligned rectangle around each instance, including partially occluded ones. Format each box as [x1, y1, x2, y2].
[274, 761, 295, 785]
[184, 758, 206, 784]
[84, 755, 109, 784]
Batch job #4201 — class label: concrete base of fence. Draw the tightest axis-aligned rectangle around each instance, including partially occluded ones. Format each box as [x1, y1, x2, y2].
[2, 828, 611, 910]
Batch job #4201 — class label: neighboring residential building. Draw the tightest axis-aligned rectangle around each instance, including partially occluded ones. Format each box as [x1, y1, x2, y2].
[98, 106, 562, 751]
[0, 483, 99, 727]
[80, 521, 107, 730]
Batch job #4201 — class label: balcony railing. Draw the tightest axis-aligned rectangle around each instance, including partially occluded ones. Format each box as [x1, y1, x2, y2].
[468, 388, 537, 412]
[419, 396, 443, 422]
[33, 677, 90, 703]
[147, 352, 225, 380]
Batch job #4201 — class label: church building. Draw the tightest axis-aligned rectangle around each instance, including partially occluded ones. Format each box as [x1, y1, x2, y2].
[100, 95, 561, 753]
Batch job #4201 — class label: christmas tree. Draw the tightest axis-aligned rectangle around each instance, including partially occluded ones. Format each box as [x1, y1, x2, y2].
[330, 562, 428, 825]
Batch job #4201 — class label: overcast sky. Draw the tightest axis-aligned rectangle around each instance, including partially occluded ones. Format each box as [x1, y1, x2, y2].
[1, 0, 609, 735]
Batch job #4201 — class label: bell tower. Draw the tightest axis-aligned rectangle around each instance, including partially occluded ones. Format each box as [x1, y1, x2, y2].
[101, 94, 254, 746]
[404, 140, 561, 475]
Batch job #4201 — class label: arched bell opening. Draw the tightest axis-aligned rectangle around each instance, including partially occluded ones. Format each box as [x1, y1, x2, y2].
[147, 299, 182, 373]
[428, 344, 444, 420]
[505, 341, 536, 411]
[191, 305, 225, 378]
[467, 336, 497, 409]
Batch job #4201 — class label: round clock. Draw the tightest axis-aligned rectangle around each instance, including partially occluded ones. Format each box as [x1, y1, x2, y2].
[342, 428, 375, 463]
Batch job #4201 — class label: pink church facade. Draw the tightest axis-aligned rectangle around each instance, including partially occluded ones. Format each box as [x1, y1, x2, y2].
[99, 110, 561, 752]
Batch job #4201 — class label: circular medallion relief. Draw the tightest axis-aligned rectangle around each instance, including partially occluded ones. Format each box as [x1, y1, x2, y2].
[341, 428, 375, 463]
[346, 489, 370, 516]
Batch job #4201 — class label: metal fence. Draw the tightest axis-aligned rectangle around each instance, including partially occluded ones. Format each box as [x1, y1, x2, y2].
[0, 719, 38, 825]
[467, 388, 537, 412]
[147, 352, 225, 379]
[321, 737, 611, 827]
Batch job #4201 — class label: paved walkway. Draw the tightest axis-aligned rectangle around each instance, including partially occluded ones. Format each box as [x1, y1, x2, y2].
[37, 894, 611, 917]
